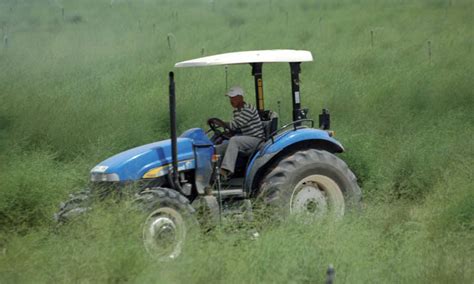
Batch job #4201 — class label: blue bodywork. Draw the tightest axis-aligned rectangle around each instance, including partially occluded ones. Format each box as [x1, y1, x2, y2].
[91, 126, 343, 194]
[260, 128, 343, 155]
[181, 128, 214, 193]
[91, 128, 213, 183]
[243, 128, 343, 193]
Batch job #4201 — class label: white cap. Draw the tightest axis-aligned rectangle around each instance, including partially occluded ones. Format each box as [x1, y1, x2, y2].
[226, 86, 244, 97]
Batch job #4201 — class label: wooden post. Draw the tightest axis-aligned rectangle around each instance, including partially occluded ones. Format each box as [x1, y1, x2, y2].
[2, 26, 7, 48]
[427, 40, 432, 64]
[171, 11, 179, 21]
[370, 30, 374, 48]
[326, 264, 335, 284]
[167, 33, 176, 50]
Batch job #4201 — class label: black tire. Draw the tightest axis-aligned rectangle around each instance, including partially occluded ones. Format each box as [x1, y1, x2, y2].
[134, 187, 198, 261]
[54, 189, 92, 223]
[257, 149, 361, 220]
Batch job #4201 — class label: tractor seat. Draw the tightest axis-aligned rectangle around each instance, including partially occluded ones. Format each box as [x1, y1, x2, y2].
[260, 110, 279, 140]
[231, 111, 277, 178]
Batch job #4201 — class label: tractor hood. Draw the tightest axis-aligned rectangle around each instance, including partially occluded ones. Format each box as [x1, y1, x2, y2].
[90, 138, 195, 182]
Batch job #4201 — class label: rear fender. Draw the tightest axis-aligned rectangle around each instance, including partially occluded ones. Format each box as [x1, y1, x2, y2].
[244, 128, 344, 195]
[262, 128, 343, 154]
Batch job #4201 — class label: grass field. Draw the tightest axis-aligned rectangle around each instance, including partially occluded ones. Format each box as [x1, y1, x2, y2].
[0, 0, 473, 283]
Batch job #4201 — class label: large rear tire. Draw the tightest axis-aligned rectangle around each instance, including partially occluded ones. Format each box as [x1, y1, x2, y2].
[135, 187, 198, 261]
[257, 149, 361, 221]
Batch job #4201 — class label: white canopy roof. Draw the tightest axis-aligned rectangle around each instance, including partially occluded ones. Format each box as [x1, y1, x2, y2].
[174, 49, 313, 68]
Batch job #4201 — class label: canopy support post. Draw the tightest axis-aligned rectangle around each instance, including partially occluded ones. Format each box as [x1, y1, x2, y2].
[290, 62, 306, 123]
[251, 63, 264, 115]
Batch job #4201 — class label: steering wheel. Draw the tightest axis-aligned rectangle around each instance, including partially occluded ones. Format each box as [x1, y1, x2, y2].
[207, 117, 234, 141]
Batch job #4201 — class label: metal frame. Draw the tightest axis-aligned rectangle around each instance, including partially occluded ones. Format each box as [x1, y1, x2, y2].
[290, 62, 303, 121]
[168, 60, 325, 193]
[250, 62, 306, 123]
[169, 72, 182, 192]
[251, 63, 264, 114]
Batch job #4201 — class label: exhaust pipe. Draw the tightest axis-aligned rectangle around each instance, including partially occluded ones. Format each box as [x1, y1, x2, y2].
[168, 72, 181, 191]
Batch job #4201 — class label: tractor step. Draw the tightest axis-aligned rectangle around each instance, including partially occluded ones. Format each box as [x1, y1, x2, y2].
[214, 177, 245, 198]
[212, 188, 244, 198]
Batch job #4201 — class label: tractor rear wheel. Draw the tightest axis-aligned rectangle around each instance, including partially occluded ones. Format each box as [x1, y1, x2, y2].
[135, 187, 198, 261]
[257, 149, 361, 221]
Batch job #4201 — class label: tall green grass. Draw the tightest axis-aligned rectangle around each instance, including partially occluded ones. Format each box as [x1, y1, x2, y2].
[0, 0, 473, 282]
[1, 172, 472, 283]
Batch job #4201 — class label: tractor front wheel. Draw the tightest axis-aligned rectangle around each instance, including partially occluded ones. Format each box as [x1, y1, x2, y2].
[258, 149, 361, 221]
[135, 187, 198, 261]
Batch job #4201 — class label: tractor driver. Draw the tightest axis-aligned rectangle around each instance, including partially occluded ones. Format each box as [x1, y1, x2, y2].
[216, 86, 265, 179]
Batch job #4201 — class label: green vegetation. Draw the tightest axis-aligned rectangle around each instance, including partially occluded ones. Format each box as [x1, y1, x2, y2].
[0, 0, 472, 282]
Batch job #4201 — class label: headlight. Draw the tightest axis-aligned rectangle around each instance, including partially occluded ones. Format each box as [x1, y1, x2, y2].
[90, 172, 120, 182]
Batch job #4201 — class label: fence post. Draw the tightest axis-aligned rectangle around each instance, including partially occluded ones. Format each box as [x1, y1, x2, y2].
[167, 33, 176, 51]
[2, 26, 8, 48]
[370, 30, 374, 48]
[326, 264, 335, 284]
[427, 40, 432, 64]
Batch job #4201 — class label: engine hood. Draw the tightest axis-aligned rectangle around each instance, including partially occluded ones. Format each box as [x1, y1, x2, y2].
[90, 138, 195, 181]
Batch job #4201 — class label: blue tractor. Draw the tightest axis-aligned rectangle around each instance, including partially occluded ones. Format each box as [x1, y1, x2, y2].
[56, 50, 361, 260]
